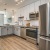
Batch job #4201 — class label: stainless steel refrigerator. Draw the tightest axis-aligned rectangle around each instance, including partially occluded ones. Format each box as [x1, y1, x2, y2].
[39, 3, 50, 50]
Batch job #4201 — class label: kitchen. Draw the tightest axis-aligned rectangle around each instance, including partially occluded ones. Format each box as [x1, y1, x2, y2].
[0, 0, 50, 50]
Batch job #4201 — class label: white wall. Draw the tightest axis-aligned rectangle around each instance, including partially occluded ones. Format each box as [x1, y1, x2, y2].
[15, 0, 50, 26]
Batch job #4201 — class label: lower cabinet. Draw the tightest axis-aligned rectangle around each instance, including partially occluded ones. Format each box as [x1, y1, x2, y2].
[14, 27, 26, 37]
[7, 26, 13, 35]
[14, 27, 18, 35]
[14, 27, 21, 36]
[1, 27, 7, 36]
[0, 26, 13, 36]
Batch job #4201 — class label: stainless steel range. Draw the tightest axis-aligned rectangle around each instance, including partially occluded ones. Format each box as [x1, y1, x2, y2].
[26, 28, 38, 44]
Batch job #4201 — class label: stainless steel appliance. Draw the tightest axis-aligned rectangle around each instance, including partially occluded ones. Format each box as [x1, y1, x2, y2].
[20, 27, 26, 39]
[26, 28, 38, 44]
[29, 13, 39, 20]
[39, 3, 50, 50]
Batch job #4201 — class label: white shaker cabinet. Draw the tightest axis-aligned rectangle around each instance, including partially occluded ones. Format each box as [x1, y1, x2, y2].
[17, 27, 21, 36]
[35, 1, 40, 12]
[1, 26, 7, 36]
[14, 26, 18, 35]
[7, 26, 13, 35]
[0, 26, 14, 36]
[40, 0, 46, 5]
[14, 26, 21, 36]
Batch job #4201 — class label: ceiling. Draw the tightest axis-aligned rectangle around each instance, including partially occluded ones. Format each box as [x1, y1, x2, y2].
[0, 0, 39, 11]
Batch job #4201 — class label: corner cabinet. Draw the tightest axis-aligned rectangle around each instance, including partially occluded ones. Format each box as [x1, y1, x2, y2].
[7, 26, 13, 35]
[0, 26, 14, 36]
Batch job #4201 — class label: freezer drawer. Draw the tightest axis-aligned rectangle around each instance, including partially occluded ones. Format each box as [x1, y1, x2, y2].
[48, 40, 50, 50]
[39, 38, 46, 50]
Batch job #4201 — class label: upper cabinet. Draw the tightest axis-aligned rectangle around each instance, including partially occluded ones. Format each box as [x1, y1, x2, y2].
[35, 1, 40, 12]
[20, 8, 24, 16]
[17, 9, 21, 17]
[45, 0, 49, 3]
[29, 3, 34, 13]
[40, 0, 45, 5]
[24, 5, 30, 20]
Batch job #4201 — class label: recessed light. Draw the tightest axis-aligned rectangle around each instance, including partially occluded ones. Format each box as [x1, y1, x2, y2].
[15, 0, 24, 5]
[20, 0, 23, 2]
[15, 0, 19, 2]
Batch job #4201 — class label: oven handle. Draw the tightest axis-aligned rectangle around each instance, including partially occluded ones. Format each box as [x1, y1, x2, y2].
[27, 29, 37, 30]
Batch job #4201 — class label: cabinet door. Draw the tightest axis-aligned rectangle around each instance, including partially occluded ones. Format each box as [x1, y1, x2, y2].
[14, 27, 18, 35]
[35, 1, 40, 12]
[17, 27, 21, 36]
[41, 0, 46, 5]
[1, 27, 7, 36]
[7, 27, 13, 35]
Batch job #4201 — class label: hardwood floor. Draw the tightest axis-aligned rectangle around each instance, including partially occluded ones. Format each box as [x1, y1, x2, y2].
[0, 35, 39, 50]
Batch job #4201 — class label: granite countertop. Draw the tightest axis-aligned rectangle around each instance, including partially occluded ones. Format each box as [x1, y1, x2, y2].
[16, 26, 39, 28]
[0, 25, 39, 29]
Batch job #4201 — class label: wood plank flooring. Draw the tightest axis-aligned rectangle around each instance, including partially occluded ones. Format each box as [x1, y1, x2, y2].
[0, 35, 39, 50]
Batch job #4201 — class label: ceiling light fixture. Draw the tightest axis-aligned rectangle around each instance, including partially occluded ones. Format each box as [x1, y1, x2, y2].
[15, 0, 24, 5]
[4, 9, 7, 17]
[20, 0, 23, 2]
[15, 0, 19, 2]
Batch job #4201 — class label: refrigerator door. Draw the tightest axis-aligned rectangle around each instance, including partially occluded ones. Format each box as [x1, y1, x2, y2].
[39, 37, 46, 50]
[39, 3, 50, 37]
[39, 4, 47, 36]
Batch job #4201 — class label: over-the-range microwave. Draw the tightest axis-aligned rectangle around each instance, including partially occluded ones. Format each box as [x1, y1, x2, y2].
[29, 13, 39, 20]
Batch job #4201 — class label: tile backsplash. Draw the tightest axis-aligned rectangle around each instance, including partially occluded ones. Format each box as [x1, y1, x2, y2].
[30, 20, 39, 26]
[18, 20, 39, 26]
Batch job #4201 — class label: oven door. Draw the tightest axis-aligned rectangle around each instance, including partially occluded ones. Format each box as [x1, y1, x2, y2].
[26, 28, 38, 39]
[26, 28, 38, 44]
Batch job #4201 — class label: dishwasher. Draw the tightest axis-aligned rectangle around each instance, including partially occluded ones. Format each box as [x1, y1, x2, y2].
[20, 27, 26, 39]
